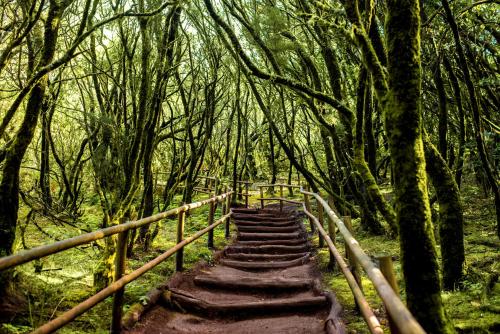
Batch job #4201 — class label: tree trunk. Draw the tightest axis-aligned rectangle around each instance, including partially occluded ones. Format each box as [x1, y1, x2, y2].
[385, 1, 454, 332]
[354, 70, 385, 234]
[423, 134, 465, 290]
[40, 99, 52, 210]
[433, 58, 448, 161]
[232, 74, 242, 204]
[442, 56, 466, 188]
[0, 0, 64, 299]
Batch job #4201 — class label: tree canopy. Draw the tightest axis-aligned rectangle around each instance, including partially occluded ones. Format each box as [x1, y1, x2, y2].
[0, 0, 498, 333]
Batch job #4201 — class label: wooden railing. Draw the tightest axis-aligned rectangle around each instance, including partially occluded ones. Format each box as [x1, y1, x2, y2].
[0, 191, 233, 334]
[195, 177, 253, 207]
[300, 188, 426, 334]
[230, 180, 425, 334]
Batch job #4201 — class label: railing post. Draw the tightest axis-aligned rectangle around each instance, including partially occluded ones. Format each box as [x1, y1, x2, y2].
[279, 185, 283, 198]
[327, 195, 337, 270]
[222, 185, 227, 215]
[204, 175, 209, 189]
[207, 201, 215, 248]
[378, 256, 401, 334]
[225, 189, 231, 239]
[221, 186, 226, 215]
[343, 215, 363, 310]
[245, 182, 249, 208]
[260, 186, 264, 209]
[318, 195, 324, 248]
[176, 209, 186, 272]
[111, 219, 129, 334]
[303, 185, 315, 233]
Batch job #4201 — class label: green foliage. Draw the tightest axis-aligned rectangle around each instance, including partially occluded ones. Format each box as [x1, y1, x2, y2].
[0, 324, 32, 334]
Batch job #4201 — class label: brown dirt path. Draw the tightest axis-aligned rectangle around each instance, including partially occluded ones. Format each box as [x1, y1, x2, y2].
[124, 206, 345, 334]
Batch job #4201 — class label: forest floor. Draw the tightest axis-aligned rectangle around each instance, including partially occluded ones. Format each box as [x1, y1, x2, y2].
[1, 192, 237, 334]
[313, 181, 499, 334]
[0, 183, 499, 334]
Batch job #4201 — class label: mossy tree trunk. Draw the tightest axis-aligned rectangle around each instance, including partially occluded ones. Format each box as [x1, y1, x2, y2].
[354, 69, 385, 234]
[433, 57, 449, 162]
[137, 6, 181, 252]
[232, 71, 242, 204]
[268, 126, 277, 188]
[423, 134, 465, 290]
[0, 0, 66, 299]
[39, 99, 53, 211]
[442, 56, 466, 188]
[93, 0, 154, 288]
[385, 1, 454, 332]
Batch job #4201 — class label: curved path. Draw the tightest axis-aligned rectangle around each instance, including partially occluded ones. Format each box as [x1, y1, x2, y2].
[125, 206, 344, 334]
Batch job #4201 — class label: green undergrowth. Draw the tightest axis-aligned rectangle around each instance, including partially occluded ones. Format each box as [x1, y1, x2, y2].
[313, 182, 499, 333]
[2, 185, 497, 333]
[1, 193, 236, 334]
[1, 186, 302, 334]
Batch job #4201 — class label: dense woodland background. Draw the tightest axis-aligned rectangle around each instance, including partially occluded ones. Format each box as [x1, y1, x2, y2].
[0, 0, 498, 333]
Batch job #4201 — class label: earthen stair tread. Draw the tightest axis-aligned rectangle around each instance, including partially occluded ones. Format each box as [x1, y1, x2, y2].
[194, 273, 313, 290]
[127, 307, 328, 334]
[166, 287, 328, 313]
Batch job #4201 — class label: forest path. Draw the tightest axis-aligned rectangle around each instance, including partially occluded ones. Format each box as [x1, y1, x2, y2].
[124, 206, 344, 334]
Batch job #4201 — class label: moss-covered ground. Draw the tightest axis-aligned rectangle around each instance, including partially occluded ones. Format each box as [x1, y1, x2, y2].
[312, 182, 499, 334]
[1, 192, 238, 334]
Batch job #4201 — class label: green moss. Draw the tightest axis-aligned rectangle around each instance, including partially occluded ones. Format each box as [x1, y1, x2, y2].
[7, 193, 234, 333]
[319, 181, 499, 334]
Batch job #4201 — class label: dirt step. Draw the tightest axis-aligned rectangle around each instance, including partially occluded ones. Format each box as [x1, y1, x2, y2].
[231, 208, 259, 214]
[232, 214, 293, 222]
[220, 255, 310, 270]
[238, 232, 301, 241]
[125, 307, 329, 334]
[237, 225, 300, 233]
[234, 219, 299, 227]
[164, 288, 328, 316]
[236, 239, 308, 246]
[225, 252, 309, 261]
[193, 275, 313, 290]
[225, 244, 309, 254]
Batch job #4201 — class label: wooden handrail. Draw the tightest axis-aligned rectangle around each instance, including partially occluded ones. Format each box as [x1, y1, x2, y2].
[301, 189, 426, 334]
[193, 188, 213, 195]
[235, 192, 251, 197]
[256, 183, 301, 188]
[302, 205, 383, 334]
[194, 186, 213, 191]
[198, 175, 216, 180]
[31, 213, 232, 334]
[256, 197, 302, 205]
[0, 191, 233, 272]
